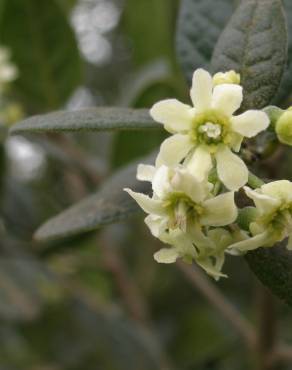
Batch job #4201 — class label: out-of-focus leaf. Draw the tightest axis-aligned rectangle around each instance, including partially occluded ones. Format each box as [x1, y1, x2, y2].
[34, 154, 155, 241]
[24, 299, 169, 370]
[0, 237, 59, 320]
[10, 108, 160, 134]
[0, 122, 7, 143]
[117, 60, 171, 107]
[211, 0, 287, 111]
[122, 0, 178, 66]
[0, 0, 82, 112]
[246, 242, 292, 307]
[274, 0, 292, 105]
[176, 0, 234, 82]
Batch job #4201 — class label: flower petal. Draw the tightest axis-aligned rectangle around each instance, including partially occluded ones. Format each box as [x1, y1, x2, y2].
[155, 134, 193, 167]
[154, 248, 179, 264]
[150, 99, 193, 132]
[152, 165, 172, 198]
[137, 164, 156, 182]
[231, 110, 269, 137]
[201, 192, 238, 226]
[261, 180, 292, 203]
[186, 145, 213, 181]
[124, 188, 164, 215]
[170, 169, 208, 203]
[244, 186, 280, 215]
[228, 231, 270, 252]
[212, 84, 243, 116]
[196, 257, 227, 280]
[215, 146, 248, 190]
[145, 214, 167, 237]
[190, 69, 213, 111]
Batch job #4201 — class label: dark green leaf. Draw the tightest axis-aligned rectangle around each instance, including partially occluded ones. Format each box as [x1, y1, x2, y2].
[246, 242, 292, 307]
[176, 0, 234, 82]
[0, 245, 58, 321]
[10, 108, 160, 134]
[211, 0, 287, 110]
[0, 0, 82, 112]
[273, 0, 292, 105]
[34, 154, 155, 241]
[24, 299, 169, 370]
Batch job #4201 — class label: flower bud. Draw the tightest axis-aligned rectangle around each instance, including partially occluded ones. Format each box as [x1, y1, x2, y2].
[275, 107, 292, 145]
[213, 70, 240, 86]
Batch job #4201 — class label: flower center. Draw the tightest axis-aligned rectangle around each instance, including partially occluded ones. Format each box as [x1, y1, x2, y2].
[190, 110, 232, 149]
[163, 193, 203, 231]
[199, 122, 222, 139]
[260, 204, 292, 236]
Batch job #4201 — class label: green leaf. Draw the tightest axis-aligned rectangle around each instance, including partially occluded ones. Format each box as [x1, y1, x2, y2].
[34, 154, 155, 241]
[273, 0, 292, 105]
[10, 108, 160, 134]
[0, 0, 82, 112]
[0, 245, 58, 321]
[211, 0, 287, 110]
[176, 0, 234, 82]
[246, 242, 292, 307]
[24, 299, 168, 370]
[122, 0, 178, 66]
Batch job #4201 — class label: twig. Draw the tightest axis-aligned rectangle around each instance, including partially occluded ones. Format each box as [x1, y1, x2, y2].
[256, 285, 277, 370]
[272, 345, 292, 363]
[99, 232, 150, 324]
[176, 260, 257, 350]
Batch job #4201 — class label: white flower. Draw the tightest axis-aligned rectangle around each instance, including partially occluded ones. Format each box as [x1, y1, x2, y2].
[0, 47, 18, 92]
[154, 227, 235, 280]
[150, 68, 270, 190]
[126, 164, 237, 236]
[125, 164, 238, 277]
[229, 180, 292, 252]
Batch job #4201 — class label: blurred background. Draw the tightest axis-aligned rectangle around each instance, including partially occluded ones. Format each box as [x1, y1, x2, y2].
[0, 0, 292, 369]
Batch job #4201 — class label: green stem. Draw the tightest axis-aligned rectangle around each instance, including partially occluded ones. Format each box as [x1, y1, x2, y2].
[248, 171, 265, 189]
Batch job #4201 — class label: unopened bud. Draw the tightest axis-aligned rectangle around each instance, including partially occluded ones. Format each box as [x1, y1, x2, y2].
[213, 70, 240, 86]
[275, 107, 292, 146]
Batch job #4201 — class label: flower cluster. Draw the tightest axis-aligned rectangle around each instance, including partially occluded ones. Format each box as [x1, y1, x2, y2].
[125, 68, 292, 279]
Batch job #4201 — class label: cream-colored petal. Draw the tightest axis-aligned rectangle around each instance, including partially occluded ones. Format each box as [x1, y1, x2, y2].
[228, 231, 270, 252]
[124, 188, 164, 215]
[196, 258, 227, 280]
[152, 165, 172, 198]
[212, 84, 243, 116]
[145, 214, 167, 237]
[137, 164, 156, 182]
[244, 187, 280, 215]
[201, 192, 238, 226]
[261, 180, 292, 203]
[215, 146, 248, 190]
[154, 248, 179, 264]
[170, 169, 208, 203]
[150, 99, 193, 132]
[190, 69, 213, 111]
[231, 110, 269, 138]
[208, 228, 233, 250]
[230, 133, 243, 152]
[155, 134, 193, 167]
[186, 145, 213, 181]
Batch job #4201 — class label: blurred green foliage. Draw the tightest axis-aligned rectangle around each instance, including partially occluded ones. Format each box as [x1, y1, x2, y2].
[0, 0, 292, 370]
